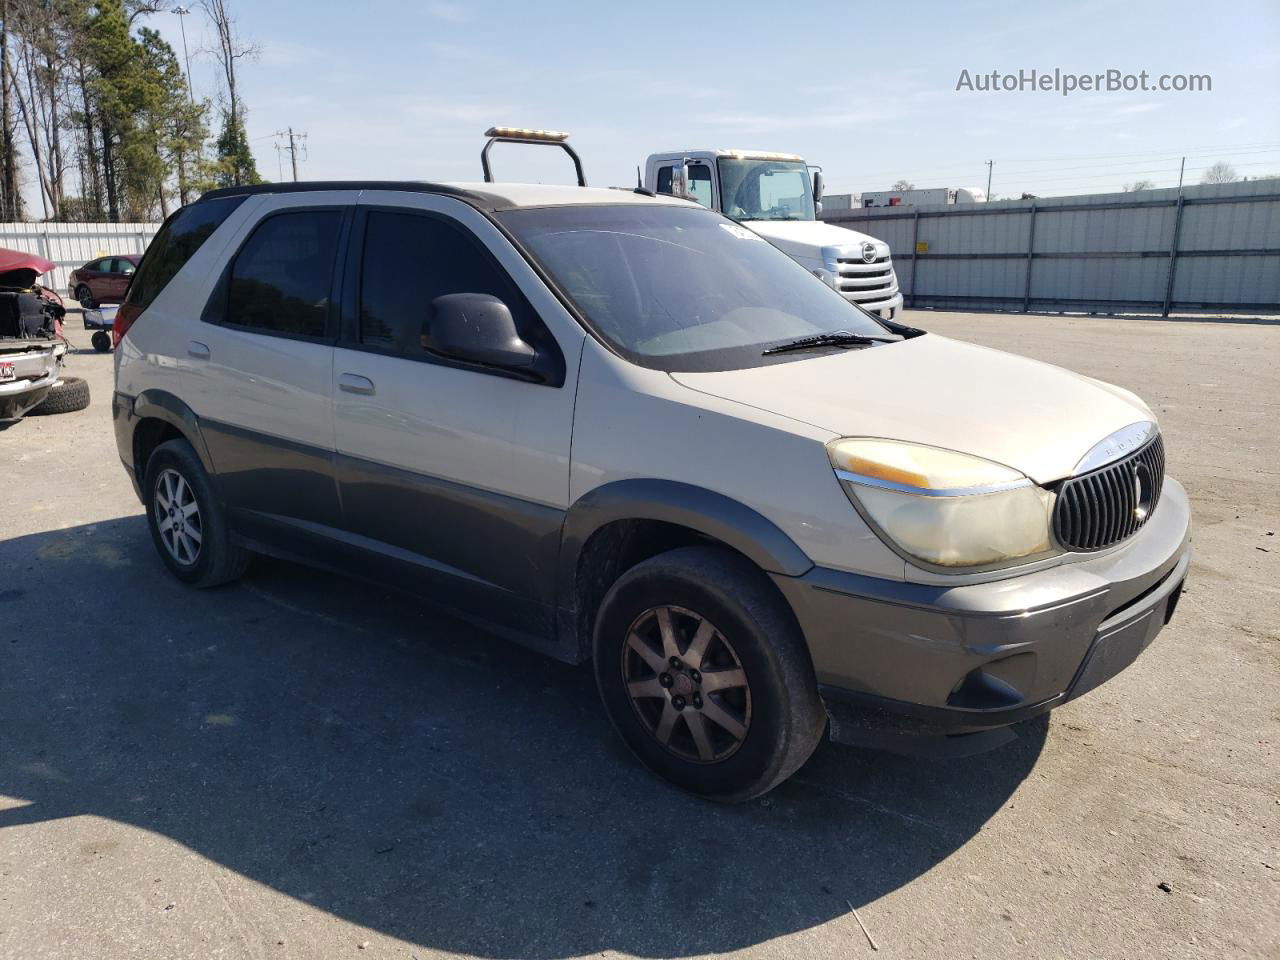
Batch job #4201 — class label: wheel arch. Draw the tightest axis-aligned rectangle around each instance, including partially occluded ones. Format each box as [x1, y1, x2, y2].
[130, 390, 216, 480]
[557, 479, 813, 662]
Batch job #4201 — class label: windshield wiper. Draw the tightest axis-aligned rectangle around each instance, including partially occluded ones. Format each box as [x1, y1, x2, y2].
[762, 330, 897, 355]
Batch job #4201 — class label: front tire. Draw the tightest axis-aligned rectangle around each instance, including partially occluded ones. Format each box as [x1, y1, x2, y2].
[75, 285, 96, 308]
[143, 439, 250, 587]
[593, 546, 825, 802]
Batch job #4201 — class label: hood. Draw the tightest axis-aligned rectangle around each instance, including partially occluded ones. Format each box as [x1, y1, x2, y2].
[743, 219, 888, 262]
[0, 247, 56, 289]
[670, 334, 1155, 484]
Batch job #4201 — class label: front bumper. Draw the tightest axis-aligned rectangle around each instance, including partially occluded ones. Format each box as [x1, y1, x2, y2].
[772, 477, 1191, 754]
[0, 345, 60, 421]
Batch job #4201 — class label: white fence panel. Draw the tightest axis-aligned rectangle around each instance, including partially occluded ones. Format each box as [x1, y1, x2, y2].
[0, 221, 161, 293]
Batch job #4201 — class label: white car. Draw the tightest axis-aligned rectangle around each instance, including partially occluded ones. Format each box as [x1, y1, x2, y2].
[112, 180, 1191, 800]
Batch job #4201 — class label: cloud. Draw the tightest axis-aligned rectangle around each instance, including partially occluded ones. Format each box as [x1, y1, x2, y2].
[258, 40, 322, 68]
[702, 108, 901, 133]
[429, 2, 468, 22]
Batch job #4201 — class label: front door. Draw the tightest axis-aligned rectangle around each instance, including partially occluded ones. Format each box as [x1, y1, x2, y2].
[331, 193, 584, 633]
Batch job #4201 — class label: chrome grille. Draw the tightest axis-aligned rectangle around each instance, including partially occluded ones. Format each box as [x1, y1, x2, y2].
[1053, 434, 1165, 551]
[833, 255, 897, 302]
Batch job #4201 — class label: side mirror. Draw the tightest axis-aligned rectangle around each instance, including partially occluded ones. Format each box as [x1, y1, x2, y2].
[812, 170, 824, 203]
[429, 293, 537, 372]
[670, 161, 689, 199]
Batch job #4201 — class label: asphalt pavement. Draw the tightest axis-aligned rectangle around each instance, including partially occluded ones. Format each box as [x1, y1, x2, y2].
[0, 310, 1276, 959]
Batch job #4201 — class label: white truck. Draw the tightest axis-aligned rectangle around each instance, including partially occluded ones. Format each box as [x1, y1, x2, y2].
[642, 149, 904, 321]
[860, 186, 987, 207]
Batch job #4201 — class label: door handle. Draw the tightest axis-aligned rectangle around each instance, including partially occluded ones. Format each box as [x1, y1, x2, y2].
[187, 341, 210, 360]
[339, 373, 375, 395]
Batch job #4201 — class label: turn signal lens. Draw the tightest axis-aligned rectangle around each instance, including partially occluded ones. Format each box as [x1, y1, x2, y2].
[827, 439, 1025, 493]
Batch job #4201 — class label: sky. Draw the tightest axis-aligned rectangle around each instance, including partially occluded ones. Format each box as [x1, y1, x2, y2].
[137, 0, 1280, 201]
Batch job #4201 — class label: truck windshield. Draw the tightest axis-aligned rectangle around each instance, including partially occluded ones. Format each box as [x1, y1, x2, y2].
[497, 204, 892, 371]
[717, 158, 815, 221]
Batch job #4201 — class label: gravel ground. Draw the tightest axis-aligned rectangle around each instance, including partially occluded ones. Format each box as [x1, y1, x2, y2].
[0, 310, 1276, 960]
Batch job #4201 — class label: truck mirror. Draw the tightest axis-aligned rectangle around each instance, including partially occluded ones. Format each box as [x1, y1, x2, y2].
[670, 162, 689, 199]
[812, 170, 824, 203]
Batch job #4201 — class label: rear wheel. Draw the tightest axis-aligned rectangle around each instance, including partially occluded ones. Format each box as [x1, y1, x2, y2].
[143, 439, 250, 587]
[593, 546, 825, 802]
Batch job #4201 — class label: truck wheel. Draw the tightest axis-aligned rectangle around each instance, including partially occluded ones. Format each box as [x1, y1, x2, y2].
[29, 376, 90, 415]
[76, 286, 96, 308]
[91, 331, 112, 352]
[143, 438, 250, 588]
[593, 546, 825, 802]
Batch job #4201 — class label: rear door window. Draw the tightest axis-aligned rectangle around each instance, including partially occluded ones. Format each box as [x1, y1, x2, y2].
[125, 195, 246, 311]
[227, 210, 343, 339]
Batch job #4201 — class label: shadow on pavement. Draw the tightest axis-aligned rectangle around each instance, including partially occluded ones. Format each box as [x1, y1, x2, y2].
[0, 516, 1047, 958]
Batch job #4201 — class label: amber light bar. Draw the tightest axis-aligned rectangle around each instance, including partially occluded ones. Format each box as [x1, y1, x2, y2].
[484, 127, 570, 142]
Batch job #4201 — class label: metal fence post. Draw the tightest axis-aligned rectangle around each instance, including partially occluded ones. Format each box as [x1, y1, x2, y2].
[1022, 202, 1037, 312]
[1162, 195, 1185, 317]
[908, 210, 920, 308]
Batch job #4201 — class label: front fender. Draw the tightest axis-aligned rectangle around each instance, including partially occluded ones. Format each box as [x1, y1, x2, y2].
[558, 478, 814, 601]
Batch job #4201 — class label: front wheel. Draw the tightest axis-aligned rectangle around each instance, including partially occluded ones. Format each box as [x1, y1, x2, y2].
[91, 331, 111, 352]
[75, 285, 96, 308]
[143, 439, 250, 587]
[593, 546, 825, 802]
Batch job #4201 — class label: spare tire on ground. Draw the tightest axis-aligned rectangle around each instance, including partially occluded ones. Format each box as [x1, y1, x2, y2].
[30, 376, 90, 415]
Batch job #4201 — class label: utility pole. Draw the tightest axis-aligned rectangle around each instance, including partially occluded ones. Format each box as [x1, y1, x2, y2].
[985, 159, 994, 201]
[276, 128, 306, 181]
[1176, 156, 1186, 193]
[173, 6, 194, 104]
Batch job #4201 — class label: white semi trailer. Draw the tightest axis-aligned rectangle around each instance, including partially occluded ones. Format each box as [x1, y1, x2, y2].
[642, 150, 904, 321]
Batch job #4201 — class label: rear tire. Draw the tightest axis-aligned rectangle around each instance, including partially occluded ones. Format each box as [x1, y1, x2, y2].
[91, 331, 112, 352]
[592, 546, 825, 802]
[29, 376, 90, 415]
[143, 438, 250, 588]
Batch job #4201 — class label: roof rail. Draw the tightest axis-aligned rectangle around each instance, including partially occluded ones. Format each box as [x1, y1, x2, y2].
[480, 127, 587, 187]
[196, 180, 497, 204]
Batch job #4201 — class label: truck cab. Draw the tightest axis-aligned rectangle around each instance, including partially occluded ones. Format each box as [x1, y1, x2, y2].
[643, 150, 904, 321]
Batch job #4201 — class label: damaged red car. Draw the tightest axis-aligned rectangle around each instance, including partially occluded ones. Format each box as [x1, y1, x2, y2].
[0, 249, 88, 422]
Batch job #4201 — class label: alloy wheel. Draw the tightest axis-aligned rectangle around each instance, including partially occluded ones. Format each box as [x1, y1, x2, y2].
[154, 468, 202, 565]
[621, 605, 752, 763]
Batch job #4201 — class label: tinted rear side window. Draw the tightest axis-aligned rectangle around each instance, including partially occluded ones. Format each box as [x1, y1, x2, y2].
[125, 196, 246, 310]
[228, 210, 342, 339]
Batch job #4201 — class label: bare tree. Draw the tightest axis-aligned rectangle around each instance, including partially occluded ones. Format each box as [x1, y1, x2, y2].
[1200, 161, 1238, 184]
[1123, 179, 1155, 192]
[891, 179, 914, 191]
[202, 0, 259, 185]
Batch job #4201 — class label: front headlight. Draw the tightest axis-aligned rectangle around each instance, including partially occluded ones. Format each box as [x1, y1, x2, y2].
[827, 438, 1054, 568]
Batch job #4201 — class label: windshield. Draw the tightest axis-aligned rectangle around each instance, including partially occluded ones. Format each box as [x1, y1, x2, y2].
[717, 158, 815, 221]
[497, 204, 891, 371]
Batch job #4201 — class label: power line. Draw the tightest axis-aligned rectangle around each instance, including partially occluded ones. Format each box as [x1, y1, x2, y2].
[272, 128, 308, 181]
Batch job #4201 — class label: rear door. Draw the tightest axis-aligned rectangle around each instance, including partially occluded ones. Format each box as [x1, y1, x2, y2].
[330, 191, 585, 631]
[192, 193, 354, 537]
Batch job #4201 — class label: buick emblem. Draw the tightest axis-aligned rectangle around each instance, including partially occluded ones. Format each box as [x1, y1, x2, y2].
[861, 241, 878, 264]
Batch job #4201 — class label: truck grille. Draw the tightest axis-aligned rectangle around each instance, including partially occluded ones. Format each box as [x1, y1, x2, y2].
[834, 255, 898, 303]
[1053, 434, 1165, 551]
